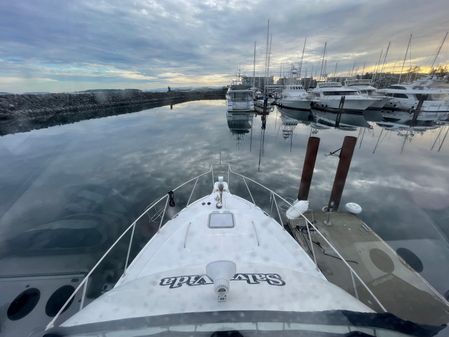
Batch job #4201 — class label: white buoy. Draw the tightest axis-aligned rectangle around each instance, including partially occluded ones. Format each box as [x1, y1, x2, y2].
[286, 200, 309, 220]
[345, 202, 362, 215]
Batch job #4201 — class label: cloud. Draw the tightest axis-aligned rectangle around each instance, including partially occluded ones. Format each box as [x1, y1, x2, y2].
[0, 0, 448, 92]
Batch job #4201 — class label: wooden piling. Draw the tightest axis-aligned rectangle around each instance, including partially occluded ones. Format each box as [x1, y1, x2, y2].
[298, 137, 320, 200]
[328, 136, 357, 210]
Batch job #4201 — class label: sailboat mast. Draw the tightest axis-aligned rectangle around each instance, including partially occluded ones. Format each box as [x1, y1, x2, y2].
[379, 41, 391, 81]
[298, 37, 307, 79]
[398, 33, 412, 83]
[430, 31, 448, 73]
[264, 19, 270, 93]
[372, 48, 383, 82]
[252, 41, 257, 88]
[319, 41, 327, 81]
[267, 34, 272, 86]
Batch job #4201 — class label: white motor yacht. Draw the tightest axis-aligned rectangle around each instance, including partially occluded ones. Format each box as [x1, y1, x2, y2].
[40, 166, 448, 337]
[226, 84, 255, 112]
[344, 79, 391, 109]
[377, 84, 449, 120]
[278, 84, 312, 111]
[310, 82, 377, 114]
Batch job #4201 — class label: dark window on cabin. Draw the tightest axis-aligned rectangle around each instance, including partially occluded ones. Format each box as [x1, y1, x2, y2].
[322, 91, 357, 96]
[393, 93, 408, 98]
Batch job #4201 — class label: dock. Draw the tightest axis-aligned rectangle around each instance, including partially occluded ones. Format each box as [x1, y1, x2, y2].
[287, 210, 449, 326]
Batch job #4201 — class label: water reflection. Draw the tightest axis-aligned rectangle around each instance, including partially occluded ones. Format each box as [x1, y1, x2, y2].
[226, 111, 254, 150]
[0, 100, 448, 310]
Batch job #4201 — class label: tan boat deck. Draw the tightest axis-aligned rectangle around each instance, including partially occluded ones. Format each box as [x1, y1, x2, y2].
[288, 210, 449, 326]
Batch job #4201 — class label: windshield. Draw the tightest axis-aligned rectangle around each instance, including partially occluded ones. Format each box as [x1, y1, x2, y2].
[322, 91, 358, 96]
[229, 92, 252, 101]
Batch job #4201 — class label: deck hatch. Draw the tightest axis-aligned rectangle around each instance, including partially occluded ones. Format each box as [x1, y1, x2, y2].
[208, 212, 235, 228]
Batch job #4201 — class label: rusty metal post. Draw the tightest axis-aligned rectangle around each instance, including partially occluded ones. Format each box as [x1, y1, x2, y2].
[328, 136, 357, 210]
[411, 94, 427, 126]
[335, 96, 345, 128]
[298, 137, 320, 200]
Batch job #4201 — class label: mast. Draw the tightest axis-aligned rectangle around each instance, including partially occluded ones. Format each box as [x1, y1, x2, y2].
[350, 61, 356, 77]
[298, 37, 307, 79]
[333, 62, 338, 78]
[264, 19, 270, 93]
[266, 34, 272, 89]
[398, 33, 412, 83]
[430, 31, 448, 73]
[319, 41, 327, 81]
[252, 41, 257, 89]
[372, 48, 383, 81]
[379, 41, 391, 81]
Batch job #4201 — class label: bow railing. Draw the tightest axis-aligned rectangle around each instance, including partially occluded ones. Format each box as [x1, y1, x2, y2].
[46, 164, 386, 330]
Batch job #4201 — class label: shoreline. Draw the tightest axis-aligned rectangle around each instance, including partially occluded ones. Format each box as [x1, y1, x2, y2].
[0, 88, 227, 136]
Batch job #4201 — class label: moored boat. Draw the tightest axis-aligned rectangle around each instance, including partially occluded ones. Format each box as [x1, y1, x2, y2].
[41, 166, 449, 337]
[277, 84, 312, 111]
[310, 82, 378, 114]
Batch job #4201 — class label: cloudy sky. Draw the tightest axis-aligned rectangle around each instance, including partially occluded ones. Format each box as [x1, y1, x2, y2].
[0, 0, 448, 93]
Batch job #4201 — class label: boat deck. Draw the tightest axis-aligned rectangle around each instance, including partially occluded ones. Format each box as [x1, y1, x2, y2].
[287, 210, 449, 326]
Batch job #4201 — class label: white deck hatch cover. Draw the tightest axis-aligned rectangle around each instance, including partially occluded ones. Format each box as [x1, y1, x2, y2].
[208, 212, 235, 228]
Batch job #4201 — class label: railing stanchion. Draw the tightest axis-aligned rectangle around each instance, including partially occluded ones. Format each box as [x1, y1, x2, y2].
[158, 195, 169, 231]
[79, 276, 89, 310]
[211, 166, 215, 185]
[187, 177, 199, 206]
[242, 177, 256, 205]
[272, 193, 284, 229]
[124, 222, 136, 272]
[305, 218, 317, 265]
[350, 270, 360, 300]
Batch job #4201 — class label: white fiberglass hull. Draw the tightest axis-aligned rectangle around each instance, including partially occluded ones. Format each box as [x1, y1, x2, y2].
[227, 98, 254, 112]
[312, 97, 376, 113]
[383, 100, 449, 117]
[368, 96, 390, 109]
[278, 98, 312, 111]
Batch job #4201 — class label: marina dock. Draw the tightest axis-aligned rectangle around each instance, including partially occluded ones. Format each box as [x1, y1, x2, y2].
[288, 210, 449, 326]
[288, 210, 449, 325]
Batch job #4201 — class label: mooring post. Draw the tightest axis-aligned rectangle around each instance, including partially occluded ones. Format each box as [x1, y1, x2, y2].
[412, 94, 427, 126]
[298, 137, 320, 201]
[328, 136, 357, 211]
[335, 96, 345, 128]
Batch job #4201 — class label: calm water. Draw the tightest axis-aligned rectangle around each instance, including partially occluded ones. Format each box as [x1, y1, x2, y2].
[1, 100, 449, 298]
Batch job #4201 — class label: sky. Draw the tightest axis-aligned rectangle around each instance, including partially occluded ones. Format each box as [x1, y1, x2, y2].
[0, 0, 448, 93]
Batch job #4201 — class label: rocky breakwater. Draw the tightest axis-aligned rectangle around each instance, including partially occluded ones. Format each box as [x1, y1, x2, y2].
[0, 87, 227, 135]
